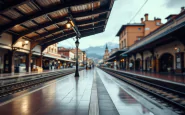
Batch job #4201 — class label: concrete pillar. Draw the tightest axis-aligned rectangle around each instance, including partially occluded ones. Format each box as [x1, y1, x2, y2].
[26, 52, 32, 73]
[151, 57, 156, 72]
[151, 50, 156, 72]
[36, 55, 43, 68]
[4, 51, 15, 73]
[156, 59, 159, 72]
[126, 58, 129, 70]
[141, 53, 144, 71]
[10, 51, 15, 74]
[117, 61, 120, 70]
[133, 55, 136, 71]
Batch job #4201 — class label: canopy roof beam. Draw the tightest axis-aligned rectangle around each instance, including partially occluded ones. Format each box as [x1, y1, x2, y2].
[41, 28, 104, 51]
[38, 24, 105, 45]
[0, 0, 101, 34]
[32, 19, 106, 40]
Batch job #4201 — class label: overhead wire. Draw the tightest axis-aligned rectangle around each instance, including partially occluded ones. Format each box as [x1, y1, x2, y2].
[129, 0, 149, 23]
[66, 39, 75, 48]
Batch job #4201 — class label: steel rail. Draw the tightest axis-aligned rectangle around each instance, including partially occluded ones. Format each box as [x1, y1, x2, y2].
[0, 68, 84, 98]
[100, 68, 185, 112]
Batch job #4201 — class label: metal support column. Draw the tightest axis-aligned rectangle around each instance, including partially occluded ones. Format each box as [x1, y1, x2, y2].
[75, 38, 79, 77]
[26, 52, 32, 73]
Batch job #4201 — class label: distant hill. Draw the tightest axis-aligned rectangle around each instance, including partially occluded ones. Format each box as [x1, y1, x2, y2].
[84, 42, 118, 59]
[86, 53, 102, 59]
[58, 42, 118, 60]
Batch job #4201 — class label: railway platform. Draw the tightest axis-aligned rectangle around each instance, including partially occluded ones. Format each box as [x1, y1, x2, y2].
[113, 69, 185, 84]
[0, 68, 180, 115]
[0, 68, 74, 79]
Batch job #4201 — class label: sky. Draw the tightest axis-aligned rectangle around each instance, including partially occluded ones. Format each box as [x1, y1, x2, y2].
[58, 0, 185, 49]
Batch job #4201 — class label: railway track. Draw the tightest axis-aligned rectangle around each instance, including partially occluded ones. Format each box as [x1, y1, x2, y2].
[0, 68, 84, 98]
[101, 68, 185, 113]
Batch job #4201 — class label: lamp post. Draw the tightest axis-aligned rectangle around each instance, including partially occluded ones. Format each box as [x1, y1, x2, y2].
[75, 38, 79, 77]
[66, 18, 81, 77]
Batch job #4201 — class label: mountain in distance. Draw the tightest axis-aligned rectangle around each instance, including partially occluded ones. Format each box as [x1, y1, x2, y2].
[84, 42, 118, 59]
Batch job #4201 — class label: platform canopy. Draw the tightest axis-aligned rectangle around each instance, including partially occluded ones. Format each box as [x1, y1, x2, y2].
[0, 0, 114, 50]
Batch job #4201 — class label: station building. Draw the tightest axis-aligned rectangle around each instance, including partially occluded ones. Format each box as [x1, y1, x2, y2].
[0, 34, 75, 74]
[58, 47, 75, 60]
[71, 48, 86, 66]
[0, 0, 114, 75]
[108, 7, 185, 75]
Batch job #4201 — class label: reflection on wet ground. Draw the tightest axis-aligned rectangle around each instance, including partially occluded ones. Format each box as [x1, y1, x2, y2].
[97, 68, 178, 115]
[0, 68, 179, 115]
[96, 68, 154, 115]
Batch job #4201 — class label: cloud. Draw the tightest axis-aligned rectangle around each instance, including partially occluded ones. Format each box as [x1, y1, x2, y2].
[165, 0, 185, 8]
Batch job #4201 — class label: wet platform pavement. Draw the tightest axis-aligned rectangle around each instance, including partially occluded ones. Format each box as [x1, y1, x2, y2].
[0, 68, 179, 115]
[118, 69, 185, 84]
[0, 68, 75, 79]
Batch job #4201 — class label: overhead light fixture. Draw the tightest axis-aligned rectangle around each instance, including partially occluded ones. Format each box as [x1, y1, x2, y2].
[22, 40, 29, 47]
[66, 20, 72, 29]
[66, 19, 75, 29]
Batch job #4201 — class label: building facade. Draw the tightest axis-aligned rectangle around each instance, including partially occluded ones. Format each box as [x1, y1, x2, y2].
[109, 48, 119, 56]
[43, 43, 58, 54]
[71, 48, 84, 66]
[58, 47, 75, 60]
[115, 7, 185, 74]
[117, 14, 162, 50]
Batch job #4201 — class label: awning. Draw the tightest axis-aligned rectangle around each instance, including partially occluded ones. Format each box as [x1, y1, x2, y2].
[109, 49, 128, 58]
[44, 54, 75, 62]
[106, 56, 116, 62]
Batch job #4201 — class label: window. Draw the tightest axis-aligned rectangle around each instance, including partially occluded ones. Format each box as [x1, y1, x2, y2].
[156, 22, 160, 26]
[122, 41, 124, 48]
[124, 39, 126, 48]
[138, 28, 141, 30]
[145, 28, 150, 30]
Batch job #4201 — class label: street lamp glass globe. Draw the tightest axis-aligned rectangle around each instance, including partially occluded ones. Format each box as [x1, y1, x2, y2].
[66, 22, 72, 29]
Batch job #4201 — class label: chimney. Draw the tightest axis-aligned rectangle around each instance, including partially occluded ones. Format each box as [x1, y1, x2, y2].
[144, 13, 148, 21]
[181, 7, 185, 13]
[141, 18, 144, 23]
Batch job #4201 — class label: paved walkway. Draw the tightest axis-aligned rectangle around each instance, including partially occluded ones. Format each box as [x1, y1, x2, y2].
[0, 68, 178, 115]
[113, 69, 185, 84]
